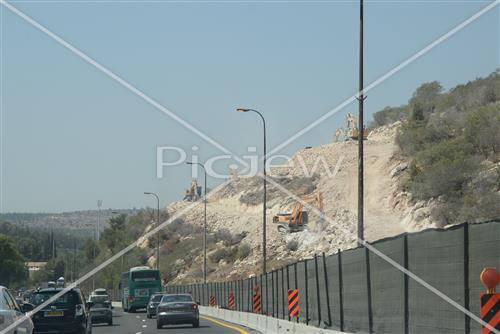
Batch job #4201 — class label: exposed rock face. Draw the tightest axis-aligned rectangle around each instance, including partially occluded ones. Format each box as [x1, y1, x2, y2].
[161, 122, 440, 283]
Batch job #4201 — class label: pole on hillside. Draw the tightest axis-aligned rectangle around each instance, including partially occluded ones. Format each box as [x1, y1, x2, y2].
[357, 0, 365, 245]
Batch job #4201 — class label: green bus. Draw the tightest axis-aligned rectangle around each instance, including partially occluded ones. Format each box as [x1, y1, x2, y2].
[120, 266, 161, 312]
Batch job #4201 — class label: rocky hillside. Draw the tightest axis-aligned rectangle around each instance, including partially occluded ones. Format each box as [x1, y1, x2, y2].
[145, 122, 428, 284]
[149, 72, 500, 284]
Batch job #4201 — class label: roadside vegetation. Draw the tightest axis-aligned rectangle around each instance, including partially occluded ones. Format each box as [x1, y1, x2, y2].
[372, 71, 500, 226]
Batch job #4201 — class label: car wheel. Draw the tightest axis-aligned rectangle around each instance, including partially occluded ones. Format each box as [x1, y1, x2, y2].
[147, 313, 151, 319]
[192, 320, 200, 328]
[129, 307, 135, 313]
[156, 321, 162, 329]
[108, 318, 113, 326]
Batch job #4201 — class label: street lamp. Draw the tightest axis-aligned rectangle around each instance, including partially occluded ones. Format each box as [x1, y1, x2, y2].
[236, 107, 267, 274]
[144, 192, 161, 270]
[92, 199, 103, 291]
[187, 162, 208, 284]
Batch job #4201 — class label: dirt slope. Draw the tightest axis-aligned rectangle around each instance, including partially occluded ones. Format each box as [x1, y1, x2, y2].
[162, 122, 421, 283]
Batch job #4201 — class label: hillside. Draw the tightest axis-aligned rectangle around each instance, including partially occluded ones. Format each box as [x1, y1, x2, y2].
[148, 71, 499, 284]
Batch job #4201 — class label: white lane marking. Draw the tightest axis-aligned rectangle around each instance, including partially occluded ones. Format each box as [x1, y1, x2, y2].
[135, 315, 140, 319]
[142, 319, 146, 322]
[135, 332, 142, 334]
[142, 325, 147, 328]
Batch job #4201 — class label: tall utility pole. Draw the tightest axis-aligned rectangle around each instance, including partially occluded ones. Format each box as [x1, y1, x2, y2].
[357, 0, 365, 245]
[236, 108, 267, 274]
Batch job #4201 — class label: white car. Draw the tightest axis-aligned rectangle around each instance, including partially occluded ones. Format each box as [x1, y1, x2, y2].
[0, 286, 34, 334]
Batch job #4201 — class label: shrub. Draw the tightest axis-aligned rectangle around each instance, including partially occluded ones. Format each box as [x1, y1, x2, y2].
[286, 240, 299, 252]
[215, 229, 233, 246]
[371, 105, 409, 127]
[210, 247, 237, 264]
[237, 243, 251, 260]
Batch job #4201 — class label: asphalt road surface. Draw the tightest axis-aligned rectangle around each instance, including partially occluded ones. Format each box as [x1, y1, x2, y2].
[92, 307, 258, 334]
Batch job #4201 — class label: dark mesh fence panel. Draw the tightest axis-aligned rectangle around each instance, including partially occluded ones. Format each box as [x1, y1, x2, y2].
[165, 222, 498, 334]
[325, 252, 341, 330]
[277, 268, 285, 319]
[296, 260, 308, 324]
[317, 255, 330, 328]
[307, 258, 320, 326]
[243, 279, 250, 312]
[370, 237, 405, 334]
[469, 221, 500, 333]
[408, 226, 465, 334]
[342, 247, 370, 333]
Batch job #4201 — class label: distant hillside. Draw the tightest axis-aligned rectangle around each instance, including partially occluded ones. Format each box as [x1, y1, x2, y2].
[0, 209, 138, 234]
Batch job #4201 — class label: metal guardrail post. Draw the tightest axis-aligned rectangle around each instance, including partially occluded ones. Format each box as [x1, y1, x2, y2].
[365, 247, 373, 334]
[463, 224, 470, 334]
[314, 254, 322, 327]
[281, 266, 285, 319]
[338, 249, 344, 332]
[323, 252, 332, 327]
[305, 260, 309, 325]
[403, 235, 409, 334]
[286, 264, 290, 321]
[271, 270, 275, 317]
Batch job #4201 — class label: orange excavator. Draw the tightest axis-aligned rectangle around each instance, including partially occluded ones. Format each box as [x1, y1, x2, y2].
[272, 191, 323, 233]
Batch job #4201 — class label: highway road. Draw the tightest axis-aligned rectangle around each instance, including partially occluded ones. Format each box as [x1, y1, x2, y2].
[92, 307, 258, 334]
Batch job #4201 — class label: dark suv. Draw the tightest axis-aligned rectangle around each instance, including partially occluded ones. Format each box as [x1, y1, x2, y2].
[31, 288, 92, 334]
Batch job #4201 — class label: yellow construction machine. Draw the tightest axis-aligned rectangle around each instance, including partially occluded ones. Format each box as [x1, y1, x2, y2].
[350, 127, 369, 140]
[272, 191, 323, 233]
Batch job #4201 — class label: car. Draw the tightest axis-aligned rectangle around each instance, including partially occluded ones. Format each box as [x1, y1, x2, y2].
[0, 286, 35, 334]
[156, 294, 199, 329]
[146, 293, 163, 318]
[30, 288, 92, 334]
[88, 295, 113, 326]
[91, 289, 108, 297]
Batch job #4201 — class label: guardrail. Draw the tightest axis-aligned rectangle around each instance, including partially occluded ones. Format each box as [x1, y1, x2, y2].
[166, 220, 499, 334]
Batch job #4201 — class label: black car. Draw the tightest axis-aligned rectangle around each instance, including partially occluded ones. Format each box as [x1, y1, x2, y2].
[156, 294, 199, 329]
[146, 293, 163, 318]
[88, 295, 113, 326]
[31, 288, 92, 334]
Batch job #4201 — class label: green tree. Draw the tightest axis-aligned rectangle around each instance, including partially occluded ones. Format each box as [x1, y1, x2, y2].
[0, 234, 28, 287]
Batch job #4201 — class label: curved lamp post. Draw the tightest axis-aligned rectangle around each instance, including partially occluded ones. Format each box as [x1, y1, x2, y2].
[236, 107, 267, 274]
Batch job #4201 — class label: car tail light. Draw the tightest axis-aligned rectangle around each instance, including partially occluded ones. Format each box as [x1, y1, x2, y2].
[192, 304, 198, 310]
[128, 296, 135, 302]
[75, 304, 84, 316]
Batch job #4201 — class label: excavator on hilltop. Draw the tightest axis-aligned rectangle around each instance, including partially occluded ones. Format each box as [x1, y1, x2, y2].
[272, 191, 324, 233]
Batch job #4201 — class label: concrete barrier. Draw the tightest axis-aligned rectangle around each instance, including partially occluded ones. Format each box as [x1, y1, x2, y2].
[200, 306, 350, 334]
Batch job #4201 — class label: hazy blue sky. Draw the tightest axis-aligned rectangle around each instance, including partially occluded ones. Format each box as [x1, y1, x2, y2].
[1, 0, 498, 213]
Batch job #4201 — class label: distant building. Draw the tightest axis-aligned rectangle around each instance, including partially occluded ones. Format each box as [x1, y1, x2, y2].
[26, 262, 47, 278]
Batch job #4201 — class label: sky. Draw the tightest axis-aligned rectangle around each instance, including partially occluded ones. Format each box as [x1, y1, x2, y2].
[0, 0, 498, 213]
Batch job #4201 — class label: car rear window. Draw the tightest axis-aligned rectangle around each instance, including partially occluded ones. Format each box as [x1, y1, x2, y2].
[89, 295, 109, 303]
[31, 291, 80, 306]
[151, 295, 163, 302]
[161, 295, 193, 303]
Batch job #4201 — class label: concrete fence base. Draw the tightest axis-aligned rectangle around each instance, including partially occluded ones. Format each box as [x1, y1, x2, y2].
[200, 306, 350, 334]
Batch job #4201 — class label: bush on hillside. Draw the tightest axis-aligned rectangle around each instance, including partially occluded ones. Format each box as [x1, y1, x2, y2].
[237, 243, 251, 260]
[392, 71, 500, 225]
[371, 105, 409, 127]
